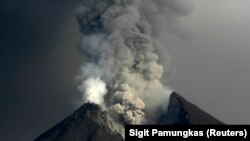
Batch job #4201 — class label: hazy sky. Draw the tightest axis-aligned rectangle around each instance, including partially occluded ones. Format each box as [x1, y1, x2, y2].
[166, 0, 250, 124]
[1, 0, 250, 140]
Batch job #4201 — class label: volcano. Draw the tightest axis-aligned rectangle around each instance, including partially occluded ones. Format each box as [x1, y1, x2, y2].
[34, 92, 223, 141]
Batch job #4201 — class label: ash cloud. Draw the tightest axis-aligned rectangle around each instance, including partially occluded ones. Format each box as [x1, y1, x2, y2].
[75, 0, 193, 125]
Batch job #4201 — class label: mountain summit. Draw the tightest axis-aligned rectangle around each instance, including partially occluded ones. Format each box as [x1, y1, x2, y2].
[35, 93, 223, 141]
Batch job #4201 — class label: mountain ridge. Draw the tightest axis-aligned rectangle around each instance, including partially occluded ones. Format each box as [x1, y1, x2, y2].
[35, 92, 223, 141]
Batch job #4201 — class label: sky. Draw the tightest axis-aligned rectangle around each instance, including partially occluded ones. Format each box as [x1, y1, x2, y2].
[166, 0, 250, 124]
[0, 0, 250, 140]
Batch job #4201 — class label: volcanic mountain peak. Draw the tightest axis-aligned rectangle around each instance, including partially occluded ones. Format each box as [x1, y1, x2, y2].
[160, 92, 223, 124]
[35, 103, 123, 141]
[35, 93, 223, 141]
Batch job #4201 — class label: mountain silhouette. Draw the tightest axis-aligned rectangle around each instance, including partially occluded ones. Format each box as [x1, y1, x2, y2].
[35, 92, 223, 141]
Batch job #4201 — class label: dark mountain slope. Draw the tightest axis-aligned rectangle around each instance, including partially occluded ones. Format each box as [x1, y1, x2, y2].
[35, 92, 223, 141]
[34, 103, 123, 141]
[159, 92, 223, 124]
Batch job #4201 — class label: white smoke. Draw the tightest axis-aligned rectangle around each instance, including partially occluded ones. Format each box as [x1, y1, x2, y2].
[78, 77, 107, 106]
[75, 0, 193, 125]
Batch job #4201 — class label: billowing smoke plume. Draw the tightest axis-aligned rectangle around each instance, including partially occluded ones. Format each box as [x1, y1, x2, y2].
[75, 0, 192, 125]
[78, 77, 107, 106]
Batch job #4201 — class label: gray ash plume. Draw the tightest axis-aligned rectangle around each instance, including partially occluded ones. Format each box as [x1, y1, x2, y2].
[75, 0, 193, 126]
